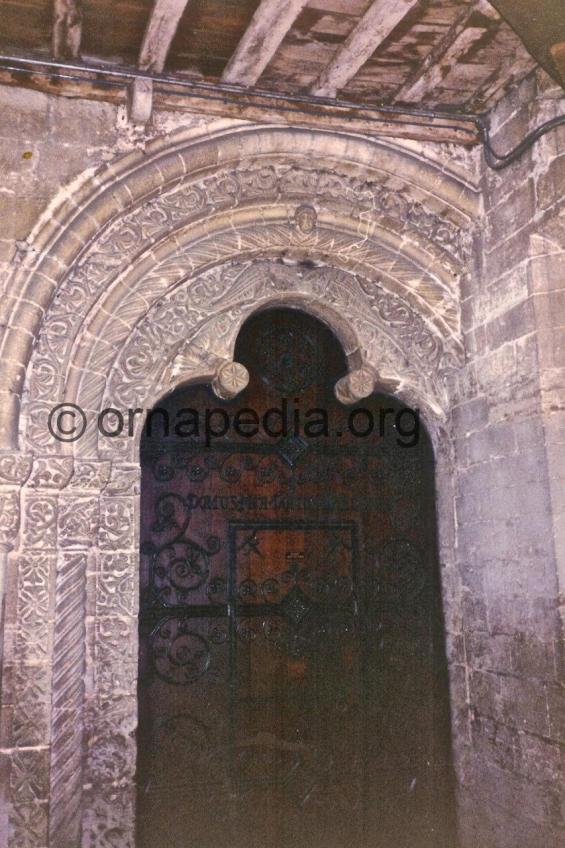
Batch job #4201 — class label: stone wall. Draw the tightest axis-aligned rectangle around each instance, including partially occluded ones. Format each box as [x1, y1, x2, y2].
[449, 69, 565, 848]
[0, 88, 117, 297]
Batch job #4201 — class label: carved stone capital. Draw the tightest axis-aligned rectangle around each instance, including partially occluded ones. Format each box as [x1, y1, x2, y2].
[211, 361, 250, 401]
[334, 368, 376, 405]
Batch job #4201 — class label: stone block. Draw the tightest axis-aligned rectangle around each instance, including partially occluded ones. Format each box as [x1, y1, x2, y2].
[547, 683, 565, 743]
[513, 416, 547, 451]
[516, 732, 563, 786]
[499, 677, 551, 738]
[537, 154, 565, 210]
[510, 632, 557, 681]
[484, 227, 531, 280]
[532, 290, 565, 330]
[58, 497, 99, 548]
[466, 630, 514, 675]
[489, 96, 534, 151]
[485, 179, 536, 249]
[528, 251, 565, 294]
[468, 669, 500, 718]
[461, 589, 489, 633]
[465, 420, 517, 465]
[486, 593, 557, 641]
[485, 297, 536, 349]
[538, 328, 565, 368]
[451, 397, 489, 436]
[469, 713, 520, 773]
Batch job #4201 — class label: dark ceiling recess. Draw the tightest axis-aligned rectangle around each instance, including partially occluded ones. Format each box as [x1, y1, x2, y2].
[489, 0, 565, 84]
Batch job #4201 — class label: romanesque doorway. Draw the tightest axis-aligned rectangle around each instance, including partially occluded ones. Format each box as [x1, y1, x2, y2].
[136, 307, 456, 848]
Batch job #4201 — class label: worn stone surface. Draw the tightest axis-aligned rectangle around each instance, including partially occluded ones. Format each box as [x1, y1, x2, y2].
[449, 67, 565, 848]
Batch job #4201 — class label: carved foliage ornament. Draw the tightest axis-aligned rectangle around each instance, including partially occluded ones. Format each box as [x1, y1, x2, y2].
[0, 490, 20, 548]
[99, 261, 460, 435]
[24, 160, 467, 416]
[0, 454, 33, 485]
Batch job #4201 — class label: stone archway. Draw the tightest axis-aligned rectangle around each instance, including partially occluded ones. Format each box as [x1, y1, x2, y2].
[0, 124, 478, 848]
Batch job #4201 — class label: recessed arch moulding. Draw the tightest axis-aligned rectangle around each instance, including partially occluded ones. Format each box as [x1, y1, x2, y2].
[0, 123, 478, 848]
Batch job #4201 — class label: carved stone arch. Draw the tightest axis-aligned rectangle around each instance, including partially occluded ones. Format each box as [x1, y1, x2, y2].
[21, 212, 468, 458]
[3, 123, 477, 450]
[81, 258, 455, 463]
[0, 123, 478, 848]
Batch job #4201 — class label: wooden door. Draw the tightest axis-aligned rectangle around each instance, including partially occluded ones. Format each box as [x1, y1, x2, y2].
[136, 308, 456, 848]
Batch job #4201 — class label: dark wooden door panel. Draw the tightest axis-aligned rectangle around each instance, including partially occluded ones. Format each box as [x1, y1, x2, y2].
[137, 308, 455, 848]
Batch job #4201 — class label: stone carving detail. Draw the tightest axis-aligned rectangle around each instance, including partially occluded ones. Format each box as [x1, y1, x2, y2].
[8, 141, 474, 848]
[10, 747, 49, 801]
[87, 732, 134, 801]
[50, 552, 87, 848]
[94, 616, 136, 695]
[103, 260, 460, 427]
[12, 665, 50, 747]
[97, 554, 136, 617]
[24, 403, 62, 450]
[99, 500, 135, 551]
[15, 554, 54, 663]
[81, 691, 137, 843]
[24, 496, 57, 549]
[82, 802, 134, 848]
[0, 490, 20, 548]
[9, 749, 49, 848]
[335, 367, 376, 405]
[294, 203, 317, 235]
[23, 243, 462, 452]
[58, 498, 99, 548]
[103, 465, 140, 497]
[81, 694, 138, 848]
[0, 454, 33, 485]
[9, 801, 49, 848]
[212, 360, 250, 400]
[24, 159, 467, 427]
[70, 461, 112, 491]
[82, 726, 135, 848]
[28, 457, 74, 489]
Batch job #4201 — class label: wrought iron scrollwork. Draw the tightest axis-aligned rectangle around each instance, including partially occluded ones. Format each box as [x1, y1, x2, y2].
[142, 492, 221, 606]
[236, 560, 353, 608]
[152, 618, 211, 685]
[254, 325, 318, 395]
[151, 450, 289, 486]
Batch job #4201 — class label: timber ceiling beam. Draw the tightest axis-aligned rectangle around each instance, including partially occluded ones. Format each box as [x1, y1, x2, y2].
[52, 0, 82, 60]
[130, 0, 192, 123]
[221, 0, 310, 87]
[0, 54, 480, 145]
[395, 1, 499, 103]
[310, 0, 420, 99]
